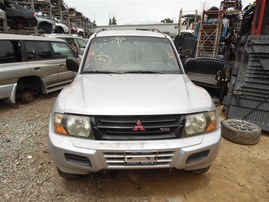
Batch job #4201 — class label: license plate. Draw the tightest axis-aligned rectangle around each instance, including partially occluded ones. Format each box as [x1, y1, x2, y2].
[124, 153, 157, 165]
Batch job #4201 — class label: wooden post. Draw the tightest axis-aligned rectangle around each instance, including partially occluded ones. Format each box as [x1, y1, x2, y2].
[49, 0, 52, 19]
[68, 8, 71, 34]
[178, 8, 183, 34]
[59, 0, 63, 22]
[31, 0, 38, 34]
[193, 10, 198, 30]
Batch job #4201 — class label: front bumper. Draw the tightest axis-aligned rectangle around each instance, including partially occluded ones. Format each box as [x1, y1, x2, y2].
[49, 127, 221, 175]
[0, 83, 17, 103]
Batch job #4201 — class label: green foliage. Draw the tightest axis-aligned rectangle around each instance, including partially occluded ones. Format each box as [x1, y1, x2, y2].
[111, 16, 117, 25]
[161, 18, 173, 23]
[109, 16, 117, 25]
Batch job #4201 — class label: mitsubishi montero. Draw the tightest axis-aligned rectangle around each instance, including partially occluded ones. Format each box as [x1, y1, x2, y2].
[48, 30, 221, 179]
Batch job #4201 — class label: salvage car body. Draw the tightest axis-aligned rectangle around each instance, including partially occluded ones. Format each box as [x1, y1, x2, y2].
[0, 2, 37, 28]
[0, 34, 78, 103]
[48, 30, 221, 176]
[36, 17, 55, 33]
[46, 34, 87, 56]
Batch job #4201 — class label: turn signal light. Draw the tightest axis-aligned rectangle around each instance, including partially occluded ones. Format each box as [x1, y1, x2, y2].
[206, 120, 216, 132]
[54, 123, 67, 135]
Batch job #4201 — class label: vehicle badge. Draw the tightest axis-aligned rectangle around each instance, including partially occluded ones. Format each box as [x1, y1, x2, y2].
[133, 120, 145, 131]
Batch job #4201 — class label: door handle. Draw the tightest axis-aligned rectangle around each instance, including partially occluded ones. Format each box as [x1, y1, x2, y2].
[34, 67, 40, 71]
[59, 64, 65, 67]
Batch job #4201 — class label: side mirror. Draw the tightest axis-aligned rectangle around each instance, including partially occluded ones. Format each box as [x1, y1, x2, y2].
[80, 49, 85, 55]
[66, 57, 79, 72]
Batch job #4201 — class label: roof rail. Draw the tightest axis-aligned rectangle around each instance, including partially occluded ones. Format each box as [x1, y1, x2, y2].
[94, 28, 106, 37]
[135, 28, 162, 33]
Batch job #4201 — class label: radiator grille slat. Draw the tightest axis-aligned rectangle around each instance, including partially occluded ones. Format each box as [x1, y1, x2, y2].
[104, 151, 175, 167]
[93, 115, 184, 140]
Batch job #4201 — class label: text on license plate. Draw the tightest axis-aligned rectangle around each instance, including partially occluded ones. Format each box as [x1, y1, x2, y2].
[124, 156, 157, 165]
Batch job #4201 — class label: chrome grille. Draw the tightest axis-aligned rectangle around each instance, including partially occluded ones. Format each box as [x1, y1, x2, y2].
[104, 151, 175, 168]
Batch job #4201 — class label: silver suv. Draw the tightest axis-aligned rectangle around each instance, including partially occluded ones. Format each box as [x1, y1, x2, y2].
[49, 30, 221, 179]
[0, 34, 78, 103]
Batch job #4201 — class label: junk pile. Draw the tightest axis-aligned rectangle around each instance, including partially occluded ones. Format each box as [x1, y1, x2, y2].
[223, 35, 269, 131]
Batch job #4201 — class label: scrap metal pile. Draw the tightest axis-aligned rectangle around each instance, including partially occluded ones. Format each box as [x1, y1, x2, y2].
[0, 0, 94, 36]
[223, 0, 269, 131]
[178, 0, 269, 131]
[223, 35, 269, 131]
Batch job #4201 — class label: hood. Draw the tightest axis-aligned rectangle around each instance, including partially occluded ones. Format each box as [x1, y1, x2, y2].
[60, 74, 213, 115]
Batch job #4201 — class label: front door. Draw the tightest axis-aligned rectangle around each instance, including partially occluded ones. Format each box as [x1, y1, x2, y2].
[51, 42, 76, 84]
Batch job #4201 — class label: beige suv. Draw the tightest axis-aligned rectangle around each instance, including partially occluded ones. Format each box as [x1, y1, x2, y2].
[0, 33, 78, 103]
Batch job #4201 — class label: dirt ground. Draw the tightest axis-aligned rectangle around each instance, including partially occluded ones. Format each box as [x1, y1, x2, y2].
[0, 92, 269, 202]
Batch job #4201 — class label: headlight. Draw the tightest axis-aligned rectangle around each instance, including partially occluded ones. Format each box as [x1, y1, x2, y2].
[183, 111, 217, 137]
[54, 113, 94, 139]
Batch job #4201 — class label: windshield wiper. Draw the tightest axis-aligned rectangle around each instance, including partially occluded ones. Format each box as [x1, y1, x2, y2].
[123, 70, 165, 74]
[82, 70, 123, 74]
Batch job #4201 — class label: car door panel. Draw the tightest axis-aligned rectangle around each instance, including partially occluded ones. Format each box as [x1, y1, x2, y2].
[51, 42, 76, 83]
[24, 41, 59, 88]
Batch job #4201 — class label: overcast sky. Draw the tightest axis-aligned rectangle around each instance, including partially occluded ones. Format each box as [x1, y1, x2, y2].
[64, 0, 254, 25]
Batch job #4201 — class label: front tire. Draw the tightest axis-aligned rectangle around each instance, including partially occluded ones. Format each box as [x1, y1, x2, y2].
[39, 23, 52, 33]
[187, 165, 211, 174]
[57, 168, 82, 179]
[55, 26, 64, 33]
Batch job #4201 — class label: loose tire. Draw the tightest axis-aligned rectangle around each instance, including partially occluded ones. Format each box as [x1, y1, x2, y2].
[222, 119, 261, 145]
[57, 168, 82, 180]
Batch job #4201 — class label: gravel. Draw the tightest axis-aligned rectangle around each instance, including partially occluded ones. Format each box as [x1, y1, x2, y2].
[0, 93, 58, 201]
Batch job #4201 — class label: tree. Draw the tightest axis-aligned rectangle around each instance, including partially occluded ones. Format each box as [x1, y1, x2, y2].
[161, 18, 173, 23]
[111, 16, 117, 25]
[93, 20, 97, 28]
[109, 16, 117, 25]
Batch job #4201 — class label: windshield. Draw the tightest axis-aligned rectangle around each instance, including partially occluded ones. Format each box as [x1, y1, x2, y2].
[82, 36, 181, 74]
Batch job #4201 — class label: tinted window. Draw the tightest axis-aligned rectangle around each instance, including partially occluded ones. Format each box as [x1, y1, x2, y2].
[25, 41, 52, 61]
[0, 41, 15, 64]
[51, 42, 74, 59]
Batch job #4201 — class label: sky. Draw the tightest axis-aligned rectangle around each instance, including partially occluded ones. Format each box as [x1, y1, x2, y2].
[64, 0, 254, 26]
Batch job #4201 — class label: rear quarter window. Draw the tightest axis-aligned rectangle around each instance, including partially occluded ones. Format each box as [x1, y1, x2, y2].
[51, 42, 75, 59]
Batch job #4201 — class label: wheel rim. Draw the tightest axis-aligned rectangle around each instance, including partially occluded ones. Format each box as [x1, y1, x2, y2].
[22, 91, 33, 103]
[226, 120, 257, 132]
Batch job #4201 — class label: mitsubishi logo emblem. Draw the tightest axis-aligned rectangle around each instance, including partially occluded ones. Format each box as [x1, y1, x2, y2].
[133, 120, 145, 131]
